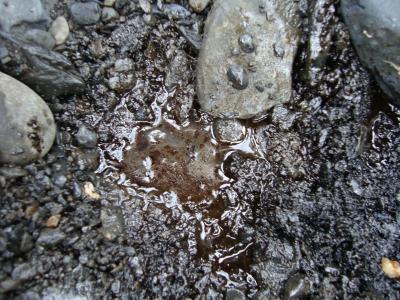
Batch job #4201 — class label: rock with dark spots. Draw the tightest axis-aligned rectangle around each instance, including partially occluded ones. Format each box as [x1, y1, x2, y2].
[189, 0, 210, 13]
[0, 0, 49, 33]
[23, 29, 55, 50]
[37, 228, 66, 246]
[0, 31, 85, 98]
[238, 34, 255, 53]
[100, 207, 125, 241]
[283, 274, 310, 300]
[11, 263, 37, 281]
[227, 64, 249, 90]
[197, 0, 303, 118]
[225, 288, 246, 300]
[163, 4, 191, 19]
[213, 119, 245, 143]
[75, 125, 98, 149]
[177, 25, 202, 52]
[0, 72, 56, 165]
[70, 2, 101, 26]
[341, 0, 400, 105]
[165, 50, 189, 91]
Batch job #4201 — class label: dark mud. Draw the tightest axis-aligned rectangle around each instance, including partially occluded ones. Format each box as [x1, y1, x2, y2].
[1, 1, 400, 299]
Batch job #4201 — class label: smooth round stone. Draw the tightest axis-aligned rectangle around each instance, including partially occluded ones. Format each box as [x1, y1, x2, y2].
[238, 34, 255, 53]
[70, 2, 101, 26]
[197, 0, 303, 119]
[227, 64, 248, 90]
[189, 0, 210, 13]
[0, 72, 56, 165]
[49, 16, 70, 45]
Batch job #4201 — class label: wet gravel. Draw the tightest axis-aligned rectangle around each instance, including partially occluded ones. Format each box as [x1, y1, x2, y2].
[1, 1, 400, 299]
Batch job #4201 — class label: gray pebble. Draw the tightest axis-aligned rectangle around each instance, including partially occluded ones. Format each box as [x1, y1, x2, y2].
[177, 25, 202, 52]
[75, 125, 98, 149]
[11, 263, 37, 281]
[213, 119, 245, 143]
[102, 7, 120, 23]
[70, 2, 101, 26]
[111, 279, 121, 294]
[37, 228, 66, 246]
[53, 174, 67, 187]
[164, 50, 189, 91]
[101, 207, 125, 241]
[272, 105, 298, 130]
[108, 74, 136, 92]
[227, 64, 249, 90]
[163, 4, 191, 19]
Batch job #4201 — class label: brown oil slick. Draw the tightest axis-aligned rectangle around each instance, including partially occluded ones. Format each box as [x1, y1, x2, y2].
[122, 121, 223, 201]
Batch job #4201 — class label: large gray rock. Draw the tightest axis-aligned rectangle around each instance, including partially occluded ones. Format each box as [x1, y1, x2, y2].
[0, 72, 56, 165]
[0, 31, 85, 98]
[197, 0, 303, 119]
[0, 0, 49, 33]
[341, 0, 400, 105]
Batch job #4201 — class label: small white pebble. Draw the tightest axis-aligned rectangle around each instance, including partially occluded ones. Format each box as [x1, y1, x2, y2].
[49, 16, 69, 45]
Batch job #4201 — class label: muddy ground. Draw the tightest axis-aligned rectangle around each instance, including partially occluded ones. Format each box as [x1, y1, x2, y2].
[1, 0, 400, 299]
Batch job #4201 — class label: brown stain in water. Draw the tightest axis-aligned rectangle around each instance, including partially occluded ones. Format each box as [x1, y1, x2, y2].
[122, 122, 223, 201]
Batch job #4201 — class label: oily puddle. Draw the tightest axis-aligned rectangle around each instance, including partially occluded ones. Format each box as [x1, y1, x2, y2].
[120, 118, 262, 201]
[122, 121, 221, 201]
